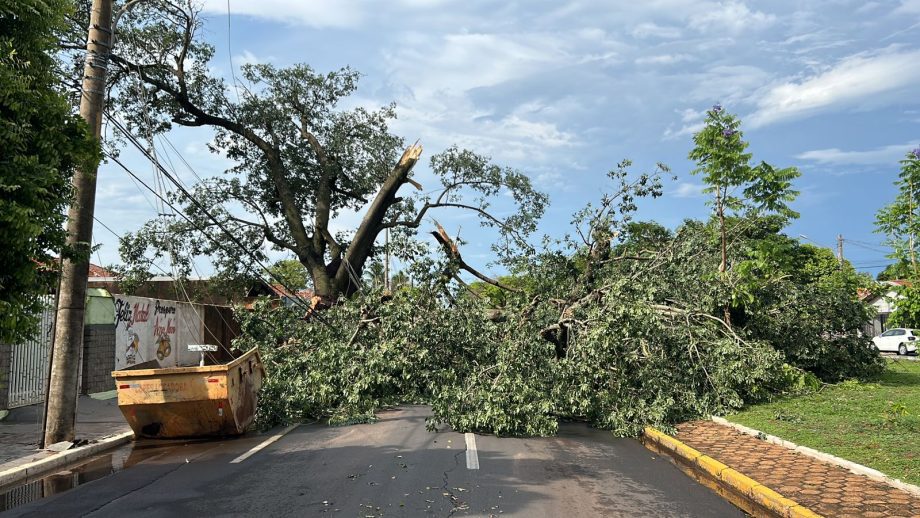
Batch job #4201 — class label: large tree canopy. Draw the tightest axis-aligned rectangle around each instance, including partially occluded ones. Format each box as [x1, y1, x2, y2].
[0, 0, 98, 343]
[104, 0, 546, 303]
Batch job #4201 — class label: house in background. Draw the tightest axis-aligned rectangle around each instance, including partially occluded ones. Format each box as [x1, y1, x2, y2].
[265, 284, 315, 308]
[860, 280, 910, 337]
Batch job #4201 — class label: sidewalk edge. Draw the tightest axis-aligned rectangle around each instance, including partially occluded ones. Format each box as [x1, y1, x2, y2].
[0, 431, 134, 490]
[642, 427, 823, 518]
[712, 416, 920, 498]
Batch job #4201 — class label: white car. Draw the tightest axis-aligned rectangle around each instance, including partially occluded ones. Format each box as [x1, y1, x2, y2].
[872, 328, 919, 355]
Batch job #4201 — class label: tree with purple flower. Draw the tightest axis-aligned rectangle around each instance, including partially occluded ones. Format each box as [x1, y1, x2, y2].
[688, 104, 800, 323]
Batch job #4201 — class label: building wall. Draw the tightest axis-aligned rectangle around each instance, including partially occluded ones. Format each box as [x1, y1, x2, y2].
[871, 292, 898, 314]
[3, 290, 240, 404]
[0, 342, 11, 409]
[81, 324, 116, 394]
[866, 313, 890, 337]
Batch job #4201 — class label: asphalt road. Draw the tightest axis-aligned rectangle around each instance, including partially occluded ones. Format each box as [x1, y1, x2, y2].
[3, 406, 742, 517]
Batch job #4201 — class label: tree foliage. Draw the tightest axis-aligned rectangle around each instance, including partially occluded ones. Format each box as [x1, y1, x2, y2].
[687, 105, 800, 324]
[688, 104, 799, 274]
[878, 261, 913, 281]
[101, 0, 545, 303]
[0, 0, 98, 342]
[888, 284, 920, 329]
[267, 259, 309, 291]
[875, 149, 920, 277]
[236, 154, 881, 436]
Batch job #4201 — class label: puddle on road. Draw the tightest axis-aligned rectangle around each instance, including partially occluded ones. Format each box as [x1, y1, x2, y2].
[0, 438, 213, 513]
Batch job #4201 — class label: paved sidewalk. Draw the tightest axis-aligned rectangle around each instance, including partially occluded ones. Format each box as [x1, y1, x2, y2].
[0, 395, 130, 475]
[676, 420, 920, 517]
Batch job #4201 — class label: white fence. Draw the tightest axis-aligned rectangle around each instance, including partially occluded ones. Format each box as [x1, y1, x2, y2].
[6, 298, 55, 408]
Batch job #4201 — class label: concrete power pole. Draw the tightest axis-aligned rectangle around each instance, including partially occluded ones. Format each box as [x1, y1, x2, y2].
[44, 0, 113, 446]
[837, 234, 844, 268]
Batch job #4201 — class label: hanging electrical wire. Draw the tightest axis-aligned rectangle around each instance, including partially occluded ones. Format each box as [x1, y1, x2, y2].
[101, 146, 316, 315]
[93, 215, 234, 360]
[844, 239, 890, 254]
[92, 5, 334, 321]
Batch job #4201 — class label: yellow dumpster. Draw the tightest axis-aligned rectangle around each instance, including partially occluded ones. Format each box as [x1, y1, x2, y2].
[112, 347, 265, 438]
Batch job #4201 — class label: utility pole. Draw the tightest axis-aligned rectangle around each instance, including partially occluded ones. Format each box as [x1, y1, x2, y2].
[384, 228, 391, 291]
[837, 234, 844, 268]
[44, 0, 113, 446]
[910, 177, 917, 276]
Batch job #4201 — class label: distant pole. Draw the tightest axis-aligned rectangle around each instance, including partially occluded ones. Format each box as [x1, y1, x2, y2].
[44, 0, 113, 446]
[384, 228, 391, 291]
[911, 177, 917, 275]
[837, 234, 844, 268]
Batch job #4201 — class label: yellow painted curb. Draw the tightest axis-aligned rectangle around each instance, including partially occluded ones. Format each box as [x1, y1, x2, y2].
[642, 427, 824, 518]
[696, 454, 725, 479]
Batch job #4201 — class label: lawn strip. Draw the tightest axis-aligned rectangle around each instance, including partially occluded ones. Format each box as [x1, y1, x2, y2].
[727, 359, 920, 486]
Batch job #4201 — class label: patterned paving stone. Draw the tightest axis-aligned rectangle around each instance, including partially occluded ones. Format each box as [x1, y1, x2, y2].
[675, 420, 920, 517]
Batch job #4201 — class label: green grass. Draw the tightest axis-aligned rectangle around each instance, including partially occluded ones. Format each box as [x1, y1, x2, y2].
[727, 359, 920, 486]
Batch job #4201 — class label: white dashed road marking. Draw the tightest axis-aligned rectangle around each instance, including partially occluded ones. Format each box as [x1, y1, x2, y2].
[465, 432, 480, 470]
[231, 424, 299, 463]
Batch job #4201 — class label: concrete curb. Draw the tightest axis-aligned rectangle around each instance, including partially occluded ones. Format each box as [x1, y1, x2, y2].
[642, 427, 822, 518]
[712, 416, 920, 498]
[0, 431, 134, 490]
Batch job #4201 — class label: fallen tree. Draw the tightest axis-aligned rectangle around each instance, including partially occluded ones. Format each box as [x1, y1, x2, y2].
[234, 159, 882, 436]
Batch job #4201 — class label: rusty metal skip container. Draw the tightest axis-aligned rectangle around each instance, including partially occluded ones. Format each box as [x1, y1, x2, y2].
[111, 347, 264, 438]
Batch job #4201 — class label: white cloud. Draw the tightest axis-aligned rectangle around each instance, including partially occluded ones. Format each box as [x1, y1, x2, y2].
[380, 31, 582, 165]
[796, 141, 920, 165]
[389, 90, 575, 167]
[687, 2, 776, 35]
[896, 0, 920, 14]
[577, 27, 608, 41]
[856, 2, 882, 14]
[232, 50, 270, 68]
[748, 48, 920, 127]
[631, 22, 682, 39]
[663, 108, 707, 139]
[385, 32, 567, 95]
[663, 121, 705, 140]
[687, 65, 770, 104]
[494, 116, 575, 148]
[680, 108, 705, 123]
[635, 53, 694, 65]
[203, 0, 365, 27]
[204, 0, 459, 27]
[673, 182, 707, 198]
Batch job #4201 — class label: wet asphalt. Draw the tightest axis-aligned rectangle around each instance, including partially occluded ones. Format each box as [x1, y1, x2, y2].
[2, 406, 742, 517]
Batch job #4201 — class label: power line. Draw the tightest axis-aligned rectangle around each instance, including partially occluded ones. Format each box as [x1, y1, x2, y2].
[844, 239, 889, 254]
[148, 133, 243, 345]
[106, 147, 338, 328]
[102, 145, 315, 315]
[72, 6, 328, 323]
[225, 0, 242, 102]
[93, 215, 233, 359]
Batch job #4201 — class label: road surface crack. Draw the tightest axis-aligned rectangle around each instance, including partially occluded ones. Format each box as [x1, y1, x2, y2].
[441, 448, 469, 517]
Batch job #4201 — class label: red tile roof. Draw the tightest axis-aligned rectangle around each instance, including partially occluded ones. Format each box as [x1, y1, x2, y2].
[88, 263, 116, 277]
[268, 284, 315, 299]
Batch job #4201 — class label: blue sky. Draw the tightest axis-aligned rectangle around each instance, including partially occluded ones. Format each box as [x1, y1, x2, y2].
[93, 0, 920, 279]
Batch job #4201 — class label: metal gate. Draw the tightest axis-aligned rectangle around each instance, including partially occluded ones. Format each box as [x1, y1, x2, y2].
[7, 298, 55, 408]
